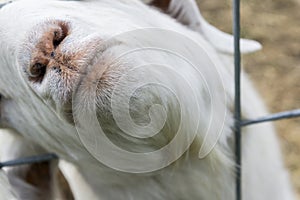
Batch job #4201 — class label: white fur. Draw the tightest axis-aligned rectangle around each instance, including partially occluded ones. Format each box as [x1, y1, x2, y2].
[0, 0, 295, 199]
[0, 130, 18, 200]
[0, 170, 17, 200]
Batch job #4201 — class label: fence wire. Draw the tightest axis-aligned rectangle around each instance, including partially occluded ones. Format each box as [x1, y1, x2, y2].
[233, 0, 242, 199]
[0, 1, 11, 9]
[0, 1, 299, 200]
[242, 109, 300, 126]
[0, 154, 58, 169]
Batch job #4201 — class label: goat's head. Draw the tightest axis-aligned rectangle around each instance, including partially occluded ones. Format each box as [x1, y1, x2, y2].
[0, 0, 259, 172]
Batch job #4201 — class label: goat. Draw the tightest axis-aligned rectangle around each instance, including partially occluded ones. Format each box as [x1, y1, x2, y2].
[0, 0, 295, 199]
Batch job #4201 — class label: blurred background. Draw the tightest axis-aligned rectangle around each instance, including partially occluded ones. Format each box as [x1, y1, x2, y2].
[197, 0, 300, 198]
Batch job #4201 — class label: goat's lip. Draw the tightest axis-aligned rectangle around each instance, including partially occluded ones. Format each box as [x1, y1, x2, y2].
[73, 43, 110, 99]
[53, 39, 112, 124]
[72, 36, 109, 76]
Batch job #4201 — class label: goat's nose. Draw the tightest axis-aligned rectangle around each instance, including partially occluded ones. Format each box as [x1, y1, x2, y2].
[27, 21, 69, 83]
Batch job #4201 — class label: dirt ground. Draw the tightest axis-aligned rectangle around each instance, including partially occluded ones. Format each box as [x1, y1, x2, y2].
[198, 0, 300, 198]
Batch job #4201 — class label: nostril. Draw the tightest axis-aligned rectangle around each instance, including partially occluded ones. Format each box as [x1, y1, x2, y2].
[28, 63, 47, 82]
[53, 31, 63, 47]
[53, 22, 69, 48]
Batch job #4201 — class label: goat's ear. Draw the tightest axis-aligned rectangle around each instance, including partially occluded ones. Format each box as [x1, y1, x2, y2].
[147, 0, 262, 54]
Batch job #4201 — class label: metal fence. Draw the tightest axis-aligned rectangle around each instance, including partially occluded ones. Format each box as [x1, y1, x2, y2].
[0, 1, 299, 200]
[232, 0, 300, 199]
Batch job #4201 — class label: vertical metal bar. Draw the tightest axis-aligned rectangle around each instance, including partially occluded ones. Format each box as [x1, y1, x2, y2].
[233, 0, 242, 199]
